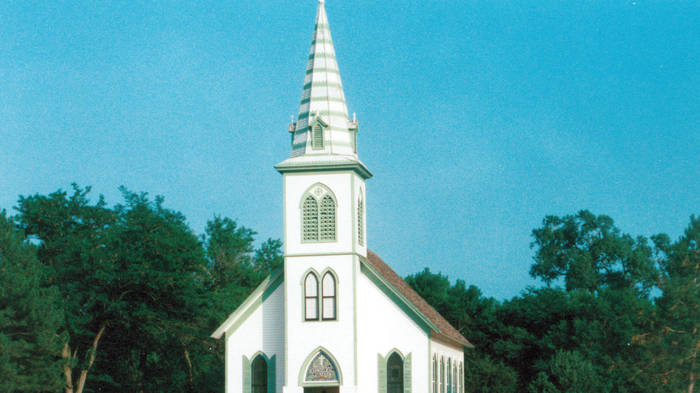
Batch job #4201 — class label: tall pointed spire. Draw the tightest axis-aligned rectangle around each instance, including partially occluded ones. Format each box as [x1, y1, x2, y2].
[277, 0, 371, 179]
[291, 0, 355, 157]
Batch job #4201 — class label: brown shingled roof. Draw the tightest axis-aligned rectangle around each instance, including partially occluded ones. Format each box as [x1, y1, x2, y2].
[363, 250, 473, 349]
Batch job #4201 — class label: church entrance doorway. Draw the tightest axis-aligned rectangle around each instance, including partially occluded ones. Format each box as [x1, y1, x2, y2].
[303, 387, 339, 393]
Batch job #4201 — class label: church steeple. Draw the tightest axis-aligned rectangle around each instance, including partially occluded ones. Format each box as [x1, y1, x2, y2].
[277, 0, 370, 180]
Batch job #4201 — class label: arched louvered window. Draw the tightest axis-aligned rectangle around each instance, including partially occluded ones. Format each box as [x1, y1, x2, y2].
[302, 195, 319, 242]
[322, 272, 337, 320]
[440, 357, 445, 393]
[357, 196, 364, 245]
[251, 355, 267, 393]
[387, 352, 404, 393]
[304, 273, 319, 321]
[312, 124, 323, 150]
[432, 356, 438, 393]
[301, 185, 336, 243]
[319, 195, 336, 241]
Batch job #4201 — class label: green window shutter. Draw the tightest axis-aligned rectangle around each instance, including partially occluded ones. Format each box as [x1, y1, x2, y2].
[378, 354, 387, 393]
[267, 355, 276, 393]
[403, 353, 412, 393]
[243, 355, 251, 393]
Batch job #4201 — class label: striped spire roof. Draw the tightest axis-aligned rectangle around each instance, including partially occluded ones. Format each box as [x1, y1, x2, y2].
[277, 0, 371, 179]
[290, 0, 355, 157]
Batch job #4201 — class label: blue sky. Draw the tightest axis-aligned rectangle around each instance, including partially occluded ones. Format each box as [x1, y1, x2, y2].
[1, 0, 698, 300]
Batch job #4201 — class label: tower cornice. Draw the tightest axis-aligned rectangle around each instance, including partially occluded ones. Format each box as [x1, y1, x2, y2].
[275, 156, 372, 179]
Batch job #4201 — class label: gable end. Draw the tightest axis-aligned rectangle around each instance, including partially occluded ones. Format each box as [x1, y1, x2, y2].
[211, 267, 284, 339]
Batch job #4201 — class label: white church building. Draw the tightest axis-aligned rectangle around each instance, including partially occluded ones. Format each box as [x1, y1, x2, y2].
[211, 2, 473, 393]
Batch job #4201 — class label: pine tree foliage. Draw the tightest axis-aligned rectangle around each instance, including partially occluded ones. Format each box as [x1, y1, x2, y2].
[0, 211, 64, 392]
[638, 216, 700, 392]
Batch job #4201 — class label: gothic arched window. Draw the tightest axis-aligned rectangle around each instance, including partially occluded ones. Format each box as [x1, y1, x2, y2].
[440, 357, 445, 393]
[452, 362, 459, 393]
[304, 272, 319, 321]
[322, 272, 337, 320]
[301, 185, 336, 243]
[357, 195, 364, 246]
[251, 355, 267, 393]
[387, 352, 404, 393]
[432, 356, 438, 393]
[459, 363, 463, 393]
[447, 359, 452, 393]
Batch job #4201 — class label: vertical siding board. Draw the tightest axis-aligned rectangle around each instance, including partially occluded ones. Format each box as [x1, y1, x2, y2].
[242, 355, 251, 393]
[403, 353, 412, 393]
[378, 354, 387, 393]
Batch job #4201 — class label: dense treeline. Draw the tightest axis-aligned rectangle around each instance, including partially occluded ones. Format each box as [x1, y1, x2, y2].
[406, 211, 699, 393]
[0, 186, 697, 392]
[1, 185, 281, 393]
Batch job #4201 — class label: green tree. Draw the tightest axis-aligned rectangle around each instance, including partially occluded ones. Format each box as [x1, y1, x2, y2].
[465, 352, 518, 393]
[99, 188, 209, 393]
[640, 216, 700, 393]
[0, 211, 64, 392]
[407, 211, 661, 392]
[15, 185, 116, 393]
[530, 210, 657, 294]
[15, 186, 212, 393]
[202, 216, 282, 322]
[527, 350, 605, 393]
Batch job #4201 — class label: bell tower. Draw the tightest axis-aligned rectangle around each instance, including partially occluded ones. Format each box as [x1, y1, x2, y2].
[275, 1, 370, 392]
[275, 0, 371, 258]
